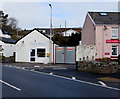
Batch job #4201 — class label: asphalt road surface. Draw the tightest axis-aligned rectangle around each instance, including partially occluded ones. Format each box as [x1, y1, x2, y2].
[1, 65, 120, 98]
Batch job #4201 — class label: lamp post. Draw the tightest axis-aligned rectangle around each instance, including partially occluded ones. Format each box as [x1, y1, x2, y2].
[49, 4, 52, 64]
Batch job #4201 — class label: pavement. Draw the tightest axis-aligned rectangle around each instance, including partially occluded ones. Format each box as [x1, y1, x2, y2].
[2, 62, 120, 89]
[1, 64, 120, 98]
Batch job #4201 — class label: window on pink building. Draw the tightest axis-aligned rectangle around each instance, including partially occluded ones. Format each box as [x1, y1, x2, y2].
[112, 45, 118, 56]
[111, 28, 118, 39]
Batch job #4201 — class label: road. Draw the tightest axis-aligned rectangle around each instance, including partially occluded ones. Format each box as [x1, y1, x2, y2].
[2, 63, 120, 89]
[36, 65, 120, 89]
[1, 65, 120, 98]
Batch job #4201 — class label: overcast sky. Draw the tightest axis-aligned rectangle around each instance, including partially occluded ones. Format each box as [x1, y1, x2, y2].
[1, 0, 119, 30]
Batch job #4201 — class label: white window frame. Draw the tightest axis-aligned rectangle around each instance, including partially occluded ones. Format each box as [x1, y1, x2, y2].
[111, 45, 118, 56]
[111, 28, 118, 39]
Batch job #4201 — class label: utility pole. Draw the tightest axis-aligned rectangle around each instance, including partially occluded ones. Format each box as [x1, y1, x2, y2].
[60, 25, 61, 34]
[49, 4, 52, 64]
[65, 20, 66, 36]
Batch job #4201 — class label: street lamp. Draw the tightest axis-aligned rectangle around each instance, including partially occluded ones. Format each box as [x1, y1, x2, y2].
[49, 4, 52, 64]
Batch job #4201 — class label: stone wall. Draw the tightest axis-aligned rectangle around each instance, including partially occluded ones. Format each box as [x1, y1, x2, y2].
[77, 61, 119, 74]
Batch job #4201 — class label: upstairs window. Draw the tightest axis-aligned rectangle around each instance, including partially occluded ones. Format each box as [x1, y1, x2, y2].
[111, 28, 118, 39]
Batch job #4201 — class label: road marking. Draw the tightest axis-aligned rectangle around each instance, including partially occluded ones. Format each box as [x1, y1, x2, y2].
[28, 69, 120, 91]
[0, 80, 21, 91]
[50, 72, 53, 75]
[9, 65, 12, 67]
[4, 65, 120, 91]
[22, 67, 25, 69]
[72, 77, 76, 80]
[32, 70, 120, 91]
[98, 81, 107, 86]
[34, 66, 40, 68]
[53, 68, 67, 70]
[31, 69, 34, 71]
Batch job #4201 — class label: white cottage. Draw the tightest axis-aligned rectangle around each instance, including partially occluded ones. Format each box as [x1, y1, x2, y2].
[16, 28, 55, 64]
[0, 29, 16, 57]
[62, 29, 78, 36]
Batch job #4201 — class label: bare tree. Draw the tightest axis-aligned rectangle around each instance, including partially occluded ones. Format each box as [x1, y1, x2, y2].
[6, 17, 18, 29]
[0, 11, 21, 40]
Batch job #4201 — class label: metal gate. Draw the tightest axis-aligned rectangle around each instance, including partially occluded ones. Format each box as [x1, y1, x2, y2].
[55, 46, 76, 64]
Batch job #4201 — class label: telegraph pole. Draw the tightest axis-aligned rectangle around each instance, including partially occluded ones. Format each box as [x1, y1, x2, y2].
[65, 20, 66, 36]
[49, 4, 52, 64]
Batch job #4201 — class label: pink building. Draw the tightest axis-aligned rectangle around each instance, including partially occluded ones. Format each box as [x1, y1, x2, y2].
[82, 12, 120, 60]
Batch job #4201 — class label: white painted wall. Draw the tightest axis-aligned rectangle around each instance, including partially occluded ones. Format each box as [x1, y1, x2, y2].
[62, 29, 77, 36]
[0, 41, 15, 57]
[76, 45, 96, 61]
[0, 29, 15, 57]
[16, 30, 55, 64]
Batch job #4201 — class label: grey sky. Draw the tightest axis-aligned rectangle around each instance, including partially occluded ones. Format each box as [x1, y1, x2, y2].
[1, 1, 119, 29]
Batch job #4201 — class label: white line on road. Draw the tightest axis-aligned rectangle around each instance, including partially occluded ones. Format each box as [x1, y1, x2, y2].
[4, 65, 120, 91]
[31, 70, 120, 91]
[22, 67, 25, 69]
[49, 72, 53, 75]
[98, 81, 107, 86]
[0, 80, 21, 91]
[72, 77, 76, 80]
[34, 66, 40, 68]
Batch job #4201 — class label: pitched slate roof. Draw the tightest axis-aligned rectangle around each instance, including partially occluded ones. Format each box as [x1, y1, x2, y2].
[0, 37, 16, 44]
[88, 12, 120, 25]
